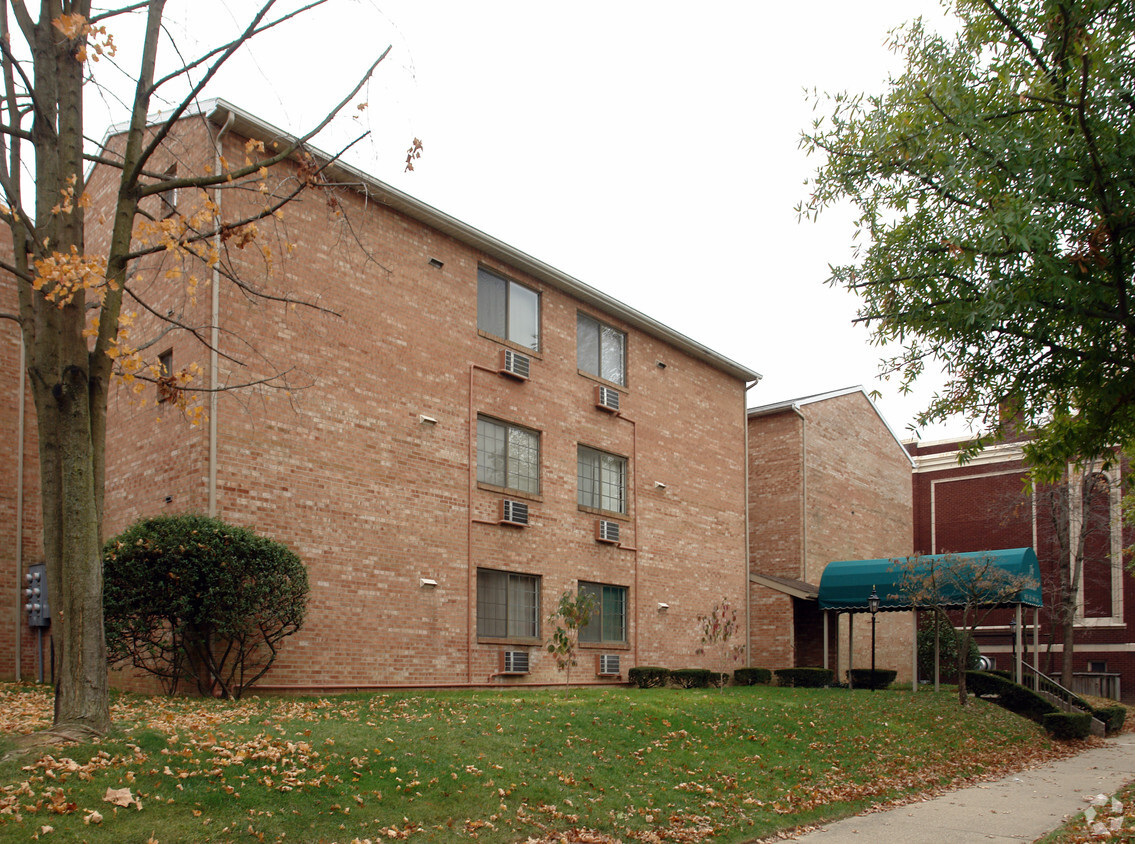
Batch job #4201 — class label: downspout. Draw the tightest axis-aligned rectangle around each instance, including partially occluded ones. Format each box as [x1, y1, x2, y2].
[612, 411, 639, 661]
[467, 362, 499, 682]
[208, 112, 235, 517]
[743, 380, 759, 667]
[14, 335, 25, 681]
[791, 404, 807, 581]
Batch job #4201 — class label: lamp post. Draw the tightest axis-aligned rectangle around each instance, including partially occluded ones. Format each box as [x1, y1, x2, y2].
[868, 586, 880, 692]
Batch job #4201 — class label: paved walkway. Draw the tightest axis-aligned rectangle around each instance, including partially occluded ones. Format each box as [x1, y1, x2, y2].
[785, 735, 1135, 842]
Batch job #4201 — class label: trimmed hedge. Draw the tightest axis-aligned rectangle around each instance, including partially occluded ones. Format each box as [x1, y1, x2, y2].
[775, 667, 833, 688]
[1092, 705, 1127, 736]
[1043, 711, 1093, 740]
[848, 668, 897, 690]
[965, 671, 1059, 723]
[671, 668, 713, 689]
[734, 667, 773, 686]
[628, 666, 670, 689]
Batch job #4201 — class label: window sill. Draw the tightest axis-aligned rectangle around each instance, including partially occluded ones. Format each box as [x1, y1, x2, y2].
[579, 641, 630, 651]
[577, 369, 626, 392]
[578, 505, 629, 521]
[478, 482, 542, 502]
[478, 636, 542, 647]
[478, 330, 542, 358]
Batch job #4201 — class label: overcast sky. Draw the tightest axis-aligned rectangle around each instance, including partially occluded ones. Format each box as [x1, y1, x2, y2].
[98, 0, 970, 442]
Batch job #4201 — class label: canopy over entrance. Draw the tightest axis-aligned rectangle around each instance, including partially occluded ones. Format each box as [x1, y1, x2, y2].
[818, 548, 1043, 612]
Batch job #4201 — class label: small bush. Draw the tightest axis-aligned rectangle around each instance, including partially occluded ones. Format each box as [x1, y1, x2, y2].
[1092, 705, 1127, 735]
[848, 668, 897, 690]
[775, 667, 833, 688]
[734, 667, 772, 686]
[965, 671, 1058, 723]
[917, 615, 980, 681]
[671, 668, 713, 689]
[1043, 711, 1093, 740]
[628, 666, 670, 689]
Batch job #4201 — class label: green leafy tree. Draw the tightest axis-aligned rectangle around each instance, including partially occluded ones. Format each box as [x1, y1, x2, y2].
[546, 589, 596, 695]
[103, 514, 309, 699]
[894, 553, 1037, 706]
[801, 0, 1135, 478]
[0, 1, 387, 732]
[696, 598, 745, 692]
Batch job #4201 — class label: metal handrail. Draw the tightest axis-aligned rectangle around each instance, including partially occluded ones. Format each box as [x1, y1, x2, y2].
[1021, 663, 1085, 713]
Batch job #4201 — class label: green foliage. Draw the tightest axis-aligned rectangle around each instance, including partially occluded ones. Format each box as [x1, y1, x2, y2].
[848, 668, 897, 690]
[1091, 704, 1127, 735]
[545, 590, 596, 692]
[627, 665, 670, 688]
[670, 668, 714, 689]
[103, 514, 308, 699]
[966, 671, 1059, 723]
[1043, 711, 1093, 741]
[801, 0, 1135, 476]
[917, 614, 981, 681]
[775, 667, 833, 688]
[733, 667, 773, 686]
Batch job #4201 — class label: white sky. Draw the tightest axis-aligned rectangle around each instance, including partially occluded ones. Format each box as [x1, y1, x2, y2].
[93, 0, 973, 442]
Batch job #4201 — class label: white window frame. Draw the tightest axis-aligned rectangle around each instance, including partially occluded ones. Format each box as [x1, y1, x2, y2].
[577, 445, 627, 515]
[477, 267, 540, 351]
[576, 311, 626, 386]
[477, 416, 540, 495]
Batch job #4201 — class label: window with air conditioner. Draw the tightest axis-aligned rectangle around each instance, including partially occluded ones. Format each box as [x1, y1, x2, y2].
[478, 416, 540, 495]
[478, 267, 539, 350]
[577, 445, 626, 515]
[579, 582, 627, 644]
[477, 568, 540, 639]
[577, 312, 625, 386]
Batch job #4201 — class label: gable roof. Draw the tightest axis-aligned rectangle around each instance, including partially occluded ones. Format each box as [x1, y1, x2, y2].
[150, 99, 762, 384]
[748, 385, 912, 466]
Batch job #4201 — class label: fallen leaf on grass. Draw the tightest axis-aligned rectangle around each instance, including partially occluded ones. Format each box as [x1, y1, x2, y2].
[104, 786, 142, 809]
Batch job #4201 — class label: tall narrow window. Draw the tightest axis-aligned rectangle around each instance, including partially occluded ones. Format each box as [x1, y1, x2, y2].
[577, 445, 626, 514]
[579, 582, 627, 644]
[477, 569, 540, 638]
[577, 312, 625, 385]
[477, 267, 539, 350]
[477, 417, 540, 494]
[156, 348, 174, 404]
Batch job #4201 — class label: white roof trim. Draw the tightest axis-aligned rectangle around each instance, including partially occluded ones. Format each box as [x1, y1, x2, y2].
[748, 386, 913, 467]
[130, 98, 761, 383]
[910, 440, 1027, 473]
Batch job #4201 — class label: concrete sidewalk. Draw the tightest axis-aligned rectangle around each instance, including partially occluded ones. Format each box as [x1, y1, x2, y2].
[785, 736, 1135, 842]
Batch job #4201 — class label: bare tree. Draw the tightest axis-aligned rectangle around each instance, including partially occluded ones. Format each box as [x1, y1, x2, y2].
[893, 553, 1038, 707]
[0, 0, 388, 734]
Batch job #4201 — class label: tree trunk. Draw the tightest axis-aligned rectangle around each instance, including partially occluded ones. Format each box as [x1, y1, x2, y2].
[1060, 594, 1077, 690]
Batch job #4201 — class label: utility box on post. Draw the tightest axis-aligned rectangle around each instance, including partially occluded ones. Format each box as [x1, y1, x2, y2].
[24, 563, 49, 627]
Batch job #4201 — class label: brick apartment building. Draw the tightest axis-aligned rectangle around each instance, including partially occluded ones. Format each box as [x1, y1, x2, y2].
[0, 100, 760, 689]
[909, 436, 1135, 700]
[746, 387, 914, 683]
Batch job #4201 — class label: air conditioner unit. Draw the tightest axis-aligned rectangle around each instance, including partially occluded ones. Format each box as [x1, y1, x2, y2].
[596, 519, 620, 544]
[499, 499, 529, 527]
[501, 650, 530, 674]
[595, 384, 620, 412]
[500, 348, 531, 381]
[597, 654, 621, 676]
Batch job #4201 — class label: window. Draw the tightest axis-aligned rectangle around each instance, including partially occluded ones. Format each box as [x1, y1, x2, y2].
[478, 267, 539, 350]
[1089, 660, 1108, 673]
[577, 312, 625, 386]
[156, 348, 174, 404]
[577, 445, 626, 514]
[477, 417, 540, 494]
[579, 582, 627, 644]
[160, 164, 178, 219]
[477, 569, 540, 638]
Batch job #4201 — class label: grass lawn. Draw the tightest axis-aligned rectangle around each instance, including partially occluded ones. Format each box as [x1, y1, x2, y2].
[0, 682, 1083, 843]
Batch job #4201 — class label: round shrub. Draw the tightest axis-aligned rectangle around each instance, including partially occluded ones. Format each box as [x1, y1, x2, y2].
[918, 614, 980, 681]
[628, 666, 670, 689]
[848, 668, 897, 690]
[103, 514, 308, 699]
[774, 667, 833, 688]
[734, 667, 772, 686]
[670, 668, 713, 689]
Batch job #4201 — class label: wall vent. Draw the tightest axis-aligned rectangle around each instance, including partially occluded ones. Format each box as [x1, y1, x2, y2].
[597, 654, 621, 676]
[596, 519, 620, 544]
[501, 650, 530, 674]
[595, 384, 620, 412]
[500, 348, 531, 380]
[499, 499, 529, 527]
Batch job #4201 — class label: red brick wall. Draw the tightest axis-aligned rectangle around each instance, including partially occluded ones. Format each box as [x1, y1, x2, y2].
[88, 117, 751, 689]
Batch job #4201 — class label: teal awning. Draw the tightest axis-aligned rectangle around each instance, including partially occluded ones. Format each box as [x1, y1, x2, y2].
[818, 548, 1043, 612]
